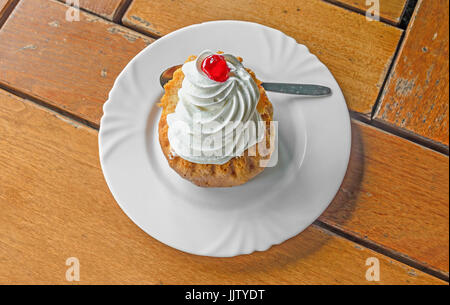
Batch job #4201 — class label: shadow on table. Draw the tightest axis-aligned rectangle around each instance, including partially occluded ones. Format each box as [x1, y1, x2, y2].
[180, 123, 366, 277]
[319, 122, 365, 231]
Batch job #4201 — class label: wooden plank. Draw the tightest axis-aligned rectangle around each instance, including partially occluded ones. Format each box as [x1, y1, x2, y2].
[0, 0, 17, 26]
[0, 0, 447, 282]
[0, 0, 153, 127]
[123, 0, 403, 115]
[56, 0, 130, 21]
[328, 0, 408, 24]
[320, 120, 449, 277]
[375, 0, 449, 146]
[0, 0, 12, 15]
[0, 90, 444, 284]
[0, 0, 12, 16]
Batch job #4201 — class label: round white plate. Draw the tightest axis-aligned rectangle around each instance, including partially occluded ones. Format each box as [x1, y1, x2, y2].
[99, 21, 351, 257]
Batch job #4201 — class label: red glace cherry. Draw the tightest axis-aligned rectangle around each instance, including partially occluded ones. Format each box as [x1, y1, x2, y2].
[201, 54, 230, 82]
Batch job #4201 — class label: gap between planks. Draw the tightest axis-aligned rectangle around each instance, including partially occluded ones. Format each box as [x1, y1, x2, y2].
[364, 0, 449, 156]
[113, 0, 133, 23]
[0, 82, 100, 130]
[54, 0, 133, 24]
[368, 0, 416, 116]
[0, 81, 447, 283]
[323, 0, 410, 28]
[314, 221, 449, 282]
[0, 0, 19, 30]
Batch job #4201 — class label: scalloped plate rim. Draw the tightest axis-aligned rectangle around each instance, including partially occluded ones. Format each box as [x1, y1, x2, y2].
[99, 20, 351, 257]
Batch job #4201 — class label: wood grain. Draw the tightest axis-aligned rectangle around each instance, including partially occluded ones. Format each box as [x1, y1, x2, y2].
[0, 0, 153, 127]
[0, 0, 11, 16]
[328, 0, 408, 24]
[56, 0, 130, 21]
[375, 0, 449, 146]
[0, 0, 17, 26]
[0, 90, 445, 284]
[321, 120, 449, 277]
[123, 0, 403, 115]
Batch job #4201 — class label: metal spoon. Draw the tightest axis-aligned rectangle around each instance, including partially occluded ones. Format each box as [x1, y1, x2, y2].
[159, 64, 332, 96]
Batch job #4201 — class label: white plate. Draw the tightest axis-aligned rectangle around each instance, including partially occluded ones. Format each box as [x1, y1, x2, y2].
[99, 21, 351, 257]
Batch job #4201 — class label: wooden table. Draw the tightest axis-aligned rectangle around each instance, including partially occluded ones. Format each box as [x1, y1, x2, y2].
[0, 0, 448, 285]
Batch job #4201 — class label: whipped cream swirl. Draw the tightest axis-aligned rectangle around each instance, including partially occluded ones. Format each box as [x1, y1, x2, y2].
[166, 50, 264, 164]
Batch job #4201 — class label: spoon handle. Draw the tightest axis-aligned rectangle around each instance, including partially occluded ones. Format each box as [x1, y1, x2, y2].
[261, 82, 332, 96]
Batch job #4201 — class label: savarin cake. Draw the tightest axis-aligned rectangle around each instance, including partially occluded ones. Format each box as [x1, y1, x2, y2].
[158, 50, 274, 187]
